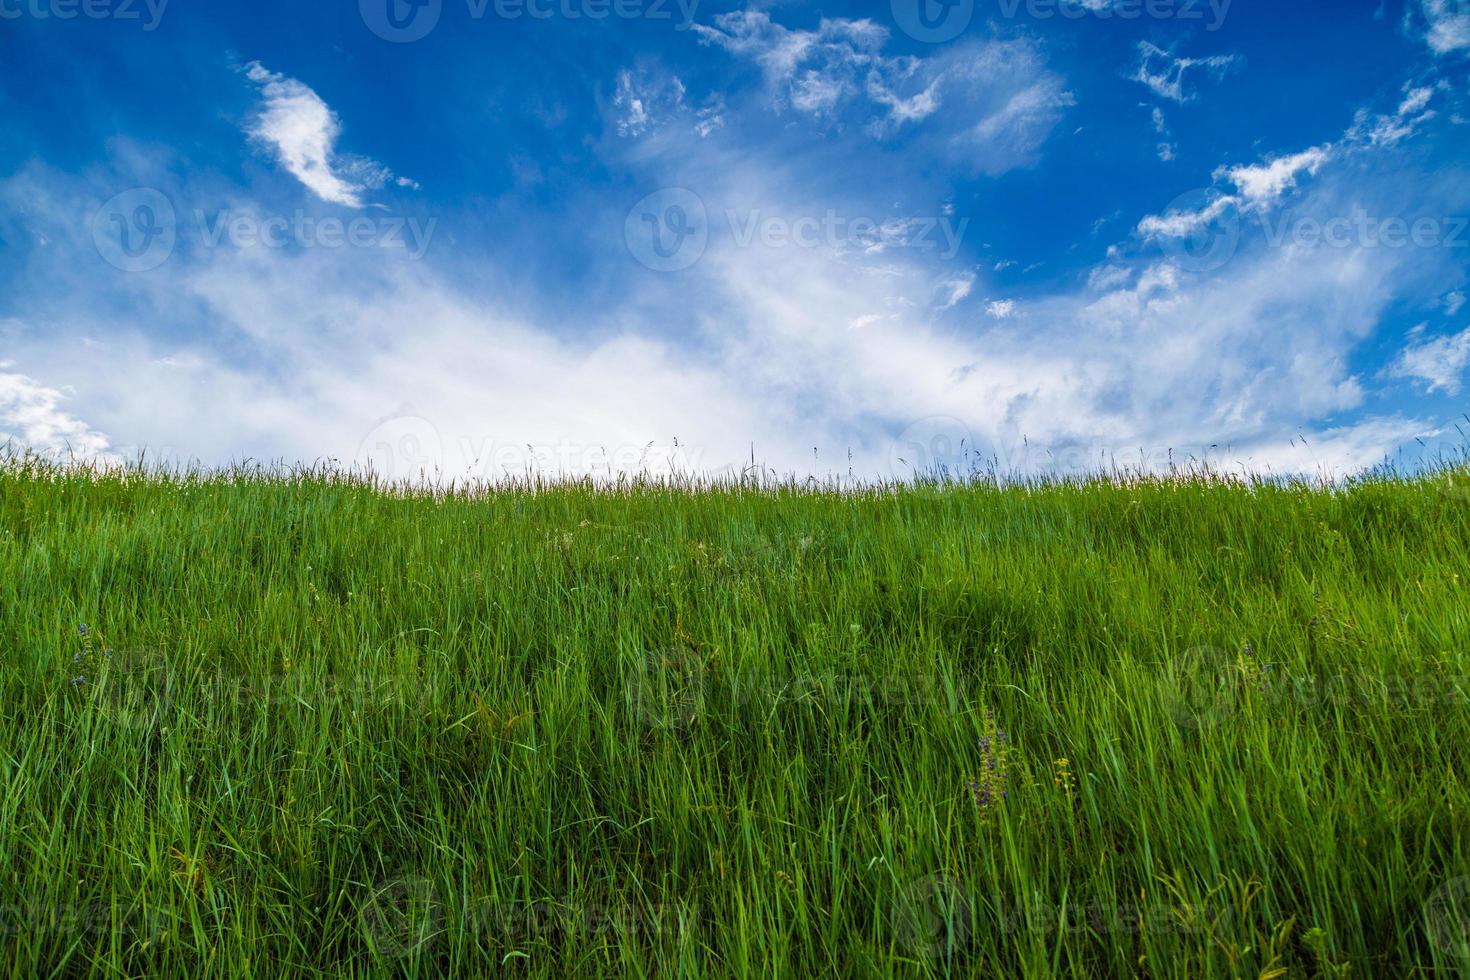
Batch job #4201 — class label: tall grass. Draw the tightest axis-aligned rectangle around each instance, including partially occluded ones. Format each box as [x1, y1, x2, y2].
[2, 449, 1469, 977]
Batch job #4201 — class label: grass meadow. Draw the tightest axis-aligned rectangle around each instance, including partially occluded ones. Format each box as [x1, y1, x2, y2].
[2, 452, 1470, 977]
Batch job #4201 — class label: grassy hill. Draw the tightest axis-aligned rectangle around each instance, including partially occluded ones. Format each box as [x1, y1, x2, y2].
[3, 455, 1469, 977]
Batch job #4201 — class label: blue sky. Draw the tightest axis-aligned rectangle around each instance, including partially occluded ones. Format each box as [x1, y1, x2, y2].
[1, 0, 1468, 481]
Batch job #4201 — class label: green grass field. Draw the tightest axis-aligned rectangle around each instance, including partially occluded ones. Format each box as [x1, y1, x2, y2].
[3, 453, 1470, 977]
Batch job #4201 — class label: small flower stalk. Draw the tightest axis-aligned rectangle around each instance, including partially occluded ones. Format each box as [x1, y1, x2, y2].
[969, 709, 1012, 818]
[1240, 644, 1275, 694]
[1053, 757, 1076, 802]
[68, 622, 112, 687]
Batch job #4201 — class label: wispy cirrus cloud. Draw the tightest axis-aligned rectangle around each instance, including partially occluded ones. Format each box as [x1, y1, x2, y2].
[1347, 84, 1439, 147]
[612, 68, 686, 137]
[1138, 81, 1442, 243]
[692, 11, 889, 115]
[1388, 325, 1470, 394]
[609, 67, 725, 140]
[1131, 41, 1239, 103]
[693, 8, 1072, 175]
[937, 273, 975, 310]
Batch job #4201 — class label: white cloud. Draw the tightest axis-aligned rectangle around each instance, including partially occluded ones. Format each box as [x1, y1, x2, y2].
[2, 180, 1438, 483]
[2, 67, 1457, 486]
[1131, 42, 1239, 103]
[1143, 106, 1177, 160]
[865, 68, 942, 127]
[693, 97, 727, 138]
[613, 69, 688, 138]
[1087, 265, 1133, 291]
[1234, 418, 1434, 476]
[1137, 193, 1236, 240]
[610, 69, 725, 140]
[1346, 85, 1438, 147]
[1218, 145, 1332, 208]
[614, 71, 653, 136]
[1400, 86, 1435, 116]
[694, 10, 1072, 172]
[1388, 326, 1470, 394]
[693, 11, 887, 115]
[1418, 0, 1470, 54]
[951, 48, 1075, 172]
[244, 62, 403, 208]
[938, 274, 974, 309]
[1138, 82, 1447, 248]
[791, 70, 849, 115]
[1135, 146, 1333, 247]
[0, 365, 112, 459]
